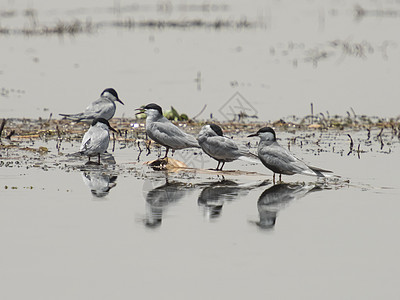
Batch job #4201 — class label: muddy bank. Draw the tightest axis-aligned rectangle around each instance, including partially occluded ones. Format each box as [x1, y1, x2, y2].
[1, 114, 399, 140]
[1, 115, 398, 179]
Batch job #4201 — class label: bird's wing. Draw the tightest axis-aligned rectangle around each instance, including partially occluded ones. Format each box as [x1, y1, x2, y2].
[60, 98, 114, 121]
[259, 143, 315, 175]
[259, 144, 297, 163]
[201, 136, 241, 160]
[80, 133, 92, 152]
[83, 98, 114, 118]
[89, 128, 110, 151]
[209, 136, 240, 151]
[148, 122, 200, 149]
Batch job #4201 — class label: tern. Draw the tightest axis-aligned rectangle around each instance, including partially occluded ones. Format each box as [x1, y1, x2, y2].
[60, 88, 124, 121]
[79, 118, 117, 164]
[197, 124, 259, 170]
[248, 127, 332, 182]
[136, 103, 200, 158]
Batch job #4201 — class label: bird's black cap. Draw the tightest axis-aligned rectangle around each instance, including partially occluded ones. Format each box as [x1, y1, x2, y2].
[209, 124, 223, 136]
[101, 88, 124, 105]
[92, 118, 117, 132]
[92, 118, 109, 126]
[101, 88, 118, 99]
[248, 126, 276, 139]
[257, 127, 276, 135]
[143, 103, 163, 115]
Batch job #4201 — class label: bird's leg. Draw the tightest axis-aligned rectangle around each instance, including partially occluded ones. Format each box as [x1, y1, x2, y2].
[97, 153, 101, 165]
[279, 174, 282, 182]
[146, 140, 151, 155]
[216, 161, 221, 171]
[163, 147, 169, 159]
[273, 173, 276, 185]
[220, 162, 225, 171]
[88, 156, 91, 162]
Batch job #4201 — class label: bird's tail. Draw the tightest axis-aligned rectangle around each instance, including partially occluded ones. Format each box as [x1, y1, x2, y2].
[192, 141, 202, 148]
[59, 113, 84, 121]
[67, 151, 106, 157]
[66, 151, 85, 157]
[186, 135, 202, 148]
[238, 152, 260, 164]
[309, 166, 333, 178]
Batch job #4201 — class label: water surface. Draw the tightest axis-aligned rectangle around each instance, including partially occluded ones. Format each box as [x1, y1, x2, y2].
[1, 128, 399, 299]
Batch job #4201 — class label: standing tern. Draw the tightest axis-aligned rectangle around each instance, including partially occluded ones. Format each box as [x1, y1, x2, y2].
[136, 103, 200, 158]
[248, 127, 332, 182]
[197, 124, 259, 171]
[79, 118, 117, 164]
[60, 88, 124, 121]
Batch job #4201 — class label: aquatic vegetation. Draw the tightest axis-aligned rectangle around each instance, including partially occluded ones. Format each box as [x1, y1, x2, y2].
[163, 106, 189, 121]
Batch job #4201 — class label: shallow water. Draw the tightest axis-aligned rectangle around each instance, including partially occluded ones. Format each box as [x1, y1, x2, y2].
[1, 127, 399, 299]
[1, 0, 400, 121]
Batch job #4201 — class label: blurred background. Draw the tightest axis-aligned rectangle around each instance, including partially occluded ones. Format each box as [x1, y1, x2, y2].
[0, 0, 399, 121]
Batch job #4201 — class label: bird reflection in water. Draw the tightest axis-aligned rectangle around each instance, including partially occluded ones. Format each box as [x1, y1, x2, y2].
[198, 179, 268, 220]
[254, 183, 321, 229]
[81, 171, 118, 198]
[143, 177, 195, 228]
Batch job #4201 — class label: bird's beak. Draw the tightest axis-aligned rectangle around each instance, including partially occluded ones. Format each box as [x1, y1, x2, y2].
[135, 108, 145, 116]
[116, 98, 124, 105]
[247, 133, 258, 137]
[109, 125, 118, 133]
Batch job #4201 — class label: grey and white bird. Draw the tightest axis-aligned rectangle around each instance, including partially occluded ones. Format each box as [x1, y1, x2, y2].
[197, 124, 259, 171]
[60, 88, 124, 121]
[136, 103, 200, 158]
[79, 118, 117, 164]
[248, 127, 332, 182]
